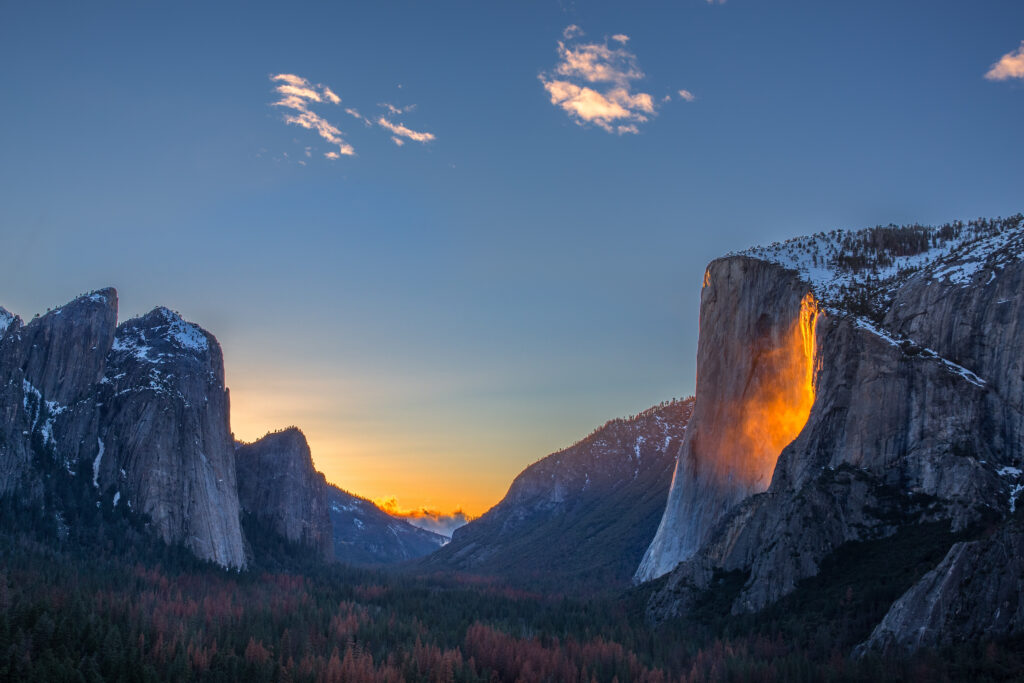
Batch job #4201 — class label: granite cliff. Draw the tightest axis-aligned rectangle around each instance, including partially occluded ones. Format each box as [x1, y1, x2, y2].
[639, 215, 1024, 653]
[236, 427, 333, 561]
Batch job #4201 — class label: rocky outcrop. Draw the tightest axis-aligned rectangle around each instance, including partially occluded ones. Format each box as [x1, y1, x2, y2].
[0, 291, 117, 495]
[856, 520, 1024, 654]
[236, 428, 333, 561]
[96, 307, 247, 568]
[642, 216, 1024, 649]
[421, 400, 693, 592]
[328, 485, 447, 565]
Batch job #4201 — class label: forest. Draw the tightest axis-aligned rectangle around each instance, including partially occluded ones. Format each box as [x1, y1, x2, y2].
[2, 492, 1023, 683]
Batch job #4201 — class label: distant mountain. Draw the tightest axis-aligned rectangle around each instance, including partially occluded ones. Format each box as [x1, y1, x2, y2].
[327, 484, 447, 565]
[637, 215, 1024, 655]
[418, 399, 694, 593]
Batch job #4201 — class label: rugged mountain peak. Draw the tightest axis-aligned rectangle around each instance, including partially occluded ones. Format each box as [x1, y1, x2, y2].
[112, 306, 211, 363]
[235, 427, 333, 561]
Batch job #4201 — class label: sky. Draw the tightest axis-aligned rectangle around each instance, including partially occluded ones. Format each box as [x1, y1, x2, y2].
[1, 0, 1022, 520]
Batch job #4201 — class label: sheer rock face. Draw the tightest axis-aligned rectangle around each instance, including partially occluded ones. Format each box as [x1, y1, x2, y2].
[96, 307, 247, 568]
[636, 259, 814, 582]
[236, 428, 333, 561]
[643, 217, 1024, 649]
[327, 485, 447, 565]
[0, 291, 117, 495]
[421, 400, 694, 592]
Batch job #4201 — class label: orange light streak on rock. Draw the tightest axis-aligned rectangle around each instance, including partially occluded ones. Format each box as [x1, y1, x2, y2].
[735, 292, 819, 485]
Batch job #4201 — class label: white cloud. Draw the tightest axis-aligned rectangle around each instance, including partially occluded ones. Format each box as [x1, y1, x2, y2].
[380, 102, 416, 115]
[391, 136, 405, 147]
[377, 116, 436, 143]
[276, 83, 323, 102]
[539, 27, 659, 134]
[271, 73, 309, 87]
[985, 41, 1024, 81]
[322, 87, 341, 104]
[677, 89, 696, 102]
[269, 73, 354, 157]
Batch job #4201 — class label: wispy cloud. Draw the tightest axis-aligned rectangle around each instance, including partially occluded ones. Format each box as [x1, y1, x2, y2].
[344, 107, 372, 127]
[322, 87, 341, 104]
[677, 89, 696, 102]
[269, 74, 436, 159]
[539, 27, 659, 134]
[377, 116, 436, 144]
[985, 41, 1024, 81]
[380, 102, 416, 115]
[270, 73, 354, 157]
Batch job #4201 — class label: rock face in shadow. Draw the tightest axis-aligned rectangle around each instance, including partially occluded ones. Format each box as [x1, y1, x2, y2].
[236, 428, 333, 561]
[855, 519, 1024, 655]
[420, 400, 693, 593]
[641, 215, 1024, 651]
[327, 484, 447, 565]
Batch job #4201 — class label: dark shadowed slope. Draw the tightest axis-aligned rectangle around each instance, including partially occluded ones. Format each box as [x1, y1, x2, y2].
[328, 484, 447, 565]
[418, 399, 693, 594]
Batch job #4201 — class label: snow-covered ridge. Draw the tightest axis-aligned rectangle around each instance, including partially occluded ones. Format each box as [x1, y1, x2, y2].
[155, 307, 209, 351]
[736, 215, 1023, 312]
[111, 307, 209, 361]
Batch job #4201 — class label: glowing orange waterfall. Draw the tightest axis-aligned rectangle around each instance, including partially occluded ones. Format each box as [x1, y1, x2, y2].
[636, 264, 822, 582]
[735, 292, 819, 486]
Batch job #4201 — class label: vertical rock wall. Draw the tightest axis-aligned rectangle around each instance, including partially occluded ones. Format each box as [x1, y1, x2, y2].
[636, 258, 816, 582]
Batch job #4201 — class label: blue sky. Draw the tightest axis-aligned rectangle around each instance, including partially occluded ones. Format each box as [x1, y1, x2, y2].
[1, 0, 1022, 515]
